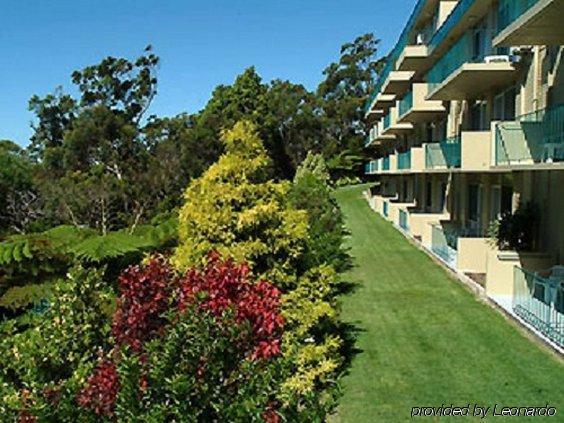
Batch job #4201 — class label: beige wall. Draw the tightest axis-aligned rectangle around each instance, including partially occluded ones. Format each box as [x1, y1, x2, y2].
[486, 250, 553, 297]
[458, 238, 491, 273]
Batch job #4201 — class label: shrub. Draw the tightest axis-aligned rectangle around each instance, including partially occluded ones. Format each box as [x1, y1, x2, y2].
[487, 201, 540, 251]
[173, 120, 309, 289]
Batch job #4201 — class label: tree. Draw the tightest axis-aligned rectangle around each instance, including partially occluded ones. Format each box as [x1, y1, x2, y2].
[317, 33, 383, 177]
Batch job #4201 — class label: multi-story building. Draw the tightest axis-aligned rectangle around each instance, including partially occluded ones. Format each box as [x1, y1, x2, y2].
[364, 0, 564, 350]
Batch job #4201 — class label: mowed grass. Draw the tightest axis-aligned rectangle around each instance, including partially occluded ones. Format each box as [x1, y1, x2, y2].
[331, 185, 564, 422]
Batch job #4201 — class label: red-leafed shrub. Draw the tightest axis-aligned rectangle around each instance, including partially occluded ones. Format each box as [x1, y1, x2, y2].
[111, 257, 174, 351]
[179, 251, 284, 360]
[76, 360, 120, 417]
[77, 252, 284, 420]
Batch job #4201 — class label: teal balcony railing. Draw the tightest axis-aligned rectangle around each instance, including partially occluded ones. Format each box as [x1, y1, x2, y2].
[431, 224, 457, 269]
[397, 150, 411, 170]
[383, 201, 389, 218]
[495, 104, 564, 166]
[383, 113, 391, 130]
[429, 0, 475, 51]
[425, 136, 461, 169]
[364, 160, 379, 174]
[399, 209, 409, 232]
[513, 267, 563, 347]
[382, 156, 391, 171]
[497, 0, 540, 34]
[364, 0, 429, 113]
[427, 32, 473, 93]
[399, 91, 414, 118]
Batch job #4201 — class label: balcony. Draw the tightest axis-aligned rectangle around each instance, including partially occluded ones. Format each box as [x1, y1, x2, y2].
[494, 0, 564, 47]
[398, 83, 446, 123]
[425, 137, 461, 170]
[427, 32, 518, 101]
[513, 266, 564, 347]
[396, 45, 430, 74]
[382, 106, 414, 136]
[397, 150, 412, 170]
[381, 71, 415, 96]
[430, 222, 488, 271]
[494, 105, 564, 168]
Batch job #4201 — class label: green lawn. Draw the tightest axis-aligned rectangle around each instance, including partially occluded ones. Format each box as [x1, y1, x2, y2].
[331, 185, 564, 422]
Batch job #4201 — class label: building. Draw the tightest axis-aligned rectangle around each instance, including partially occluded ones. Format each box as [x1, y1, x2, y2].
[364, 0, 564, 350]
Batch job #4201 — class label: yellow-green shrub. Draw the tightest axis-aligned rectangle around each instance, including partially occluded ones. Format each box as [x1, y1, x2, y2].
[173, 120, 308, 288]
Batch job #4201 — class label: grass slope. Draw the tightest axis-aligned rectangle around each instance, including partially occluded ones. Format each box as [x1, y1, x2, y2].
[332, 185, 564, 422]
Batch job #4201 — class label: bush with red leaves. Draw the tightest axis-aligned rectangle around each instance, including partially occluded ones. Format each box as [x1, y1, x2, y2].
[111, 257, 174, 352]
[76, 360, 120, 418]
[78, 252, 284, 420]
[178, 251, 284, 359]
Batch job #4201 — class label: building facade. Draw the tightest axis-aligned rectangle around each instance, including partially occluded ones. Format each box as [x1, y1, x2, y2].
[364, 0, 564, 349]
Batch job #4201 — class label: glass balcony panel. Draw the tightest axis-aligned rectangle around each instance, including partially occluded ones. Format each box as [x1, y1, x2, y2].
[429, 0, 475, 51]
[495, 104, 564, 165]
[399, 209, 409, 232]
[497, 0, 541, 34]
[425, 137, 462, 169]
[382, 156, 391, 171]
[399, 91, 414, 118]
[431, 224, 458, 268]
[397, 150, 412, 170]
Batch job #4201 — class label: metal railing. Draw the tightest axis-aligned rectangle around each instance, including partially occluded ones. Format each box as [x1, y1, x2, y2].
[495, 104, 564, 165]
[497, 0, 540, 34]
[513, 266, 564, 347]
[399, 91, 414, 118]
[427, 32, 473, 93]
[425, 136, 461, 169]
[397, 150, 412, 170]
[399, 209, 409, 232]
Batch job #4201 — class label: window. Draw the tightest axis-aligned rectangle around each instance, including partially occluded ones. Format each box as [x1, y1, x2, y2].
[494, 86, 516, 121]
[468, 184, 483, 231]
[501, 185, 513, 214]
[473, 24, 487, 61]
[471, 101, 488, 130]
[426, 181, 433, 210]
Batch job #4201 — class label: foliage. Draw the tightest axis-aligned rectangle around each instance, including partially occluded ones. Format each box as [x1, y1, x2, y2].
[487, 201, 540, 251]
[0, 266, 113, 420]
[174, 121, 346, 419]
[291, 154, 348, 272]
[335, 175, 363, 187]
[173, 121, 309, 288]
[0, 219, 176, 314]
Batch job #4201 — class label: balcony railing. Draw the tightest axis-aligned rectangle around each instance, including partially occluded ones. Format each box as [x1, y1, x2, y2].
[383, 113, 391, 130]
[495, 104, 564, 166]
[513, 266, 564, 347]
[397, 150, 412, 170]
[364, 0, 428, 113]
[429, 0, 474, 51]
[382, 156, 391, 171]
[427, 33, 474, 94]
[497, 0, 540, 34]
[425, 137, 461, 169]
[431, 224, 457, 268]
[399, 91, 414, 118]
[399, 209, 409, 232]
[365, 160, 379, 174]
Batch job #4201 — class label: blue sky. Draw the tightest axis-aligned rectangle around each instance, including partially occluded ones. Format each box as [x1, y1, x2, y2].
[1, 0, 414, 146]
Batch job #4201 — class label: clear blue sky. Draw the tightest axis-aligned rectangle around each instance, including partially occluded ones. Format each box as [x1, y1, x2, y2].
[1, 0, 414, 146]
